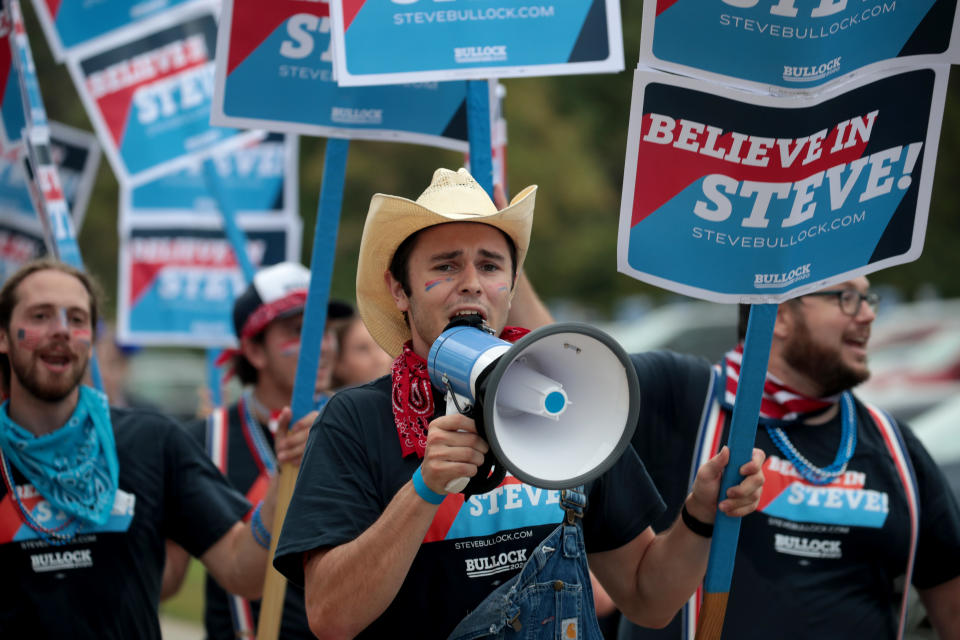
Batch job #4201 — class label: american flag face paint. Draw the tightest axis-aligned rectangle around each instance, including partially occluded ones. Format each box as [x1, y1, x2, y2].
[424, 278, 452, 292]
[278, 338, 300, 357]
[71, 328, 93, 348]
[16, 328, 45, 350]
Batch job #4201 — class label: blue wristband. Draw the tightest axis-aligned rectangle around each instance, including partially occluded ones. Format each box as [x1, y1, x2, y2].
[250, 502, 271, 549]
[412, 467, 446, 505]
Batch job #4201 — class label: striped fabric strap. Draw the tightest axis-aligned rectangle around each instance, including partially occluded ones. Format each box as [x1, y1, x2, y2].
[863, 402, 920, 640]
[205, 406, 256, 637]
[205, 408, 229, 474]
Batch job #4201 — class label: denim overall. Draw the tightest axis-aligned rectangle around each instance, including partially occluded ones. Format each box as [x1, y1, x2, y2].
[448, 487, 604, 640]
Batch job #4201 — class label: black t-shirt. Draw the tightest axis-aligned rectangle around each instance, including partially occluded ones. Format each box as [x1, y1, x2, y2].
[186, 404, 312, 639]
[0, 407, 249, 639]
[275, 375, 665, 639]
[624, 351, 960, 640]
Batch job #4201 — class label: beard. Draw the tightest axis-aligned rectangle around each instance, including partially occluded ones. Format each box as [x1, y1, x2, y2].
[8, 345, 88, 403]
[782, 313, 869, 397]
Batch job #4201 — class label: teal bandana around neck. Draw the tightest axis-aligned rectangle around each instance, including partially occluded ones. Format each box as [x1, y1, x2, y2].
[0, 386, 118, 528]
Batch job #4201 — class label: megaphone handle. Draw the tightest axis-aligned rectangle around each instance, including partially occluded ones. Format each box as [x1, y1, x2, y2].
[444, 394, 471, 494]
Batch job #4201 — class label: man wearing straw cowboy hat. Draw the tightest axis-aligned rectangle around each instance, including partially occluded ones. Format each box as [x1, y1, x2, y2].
[273, 168, 765, 639]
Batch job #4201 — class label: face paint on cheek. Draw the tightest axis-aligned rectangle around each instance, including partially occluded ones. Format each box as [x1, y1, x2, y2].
[424, 278, 452, 292]
[16, 327, 45, 350]
[71, 328, 92, 348]
[495, 283, 509, 293]
[278, 339, 300, 357]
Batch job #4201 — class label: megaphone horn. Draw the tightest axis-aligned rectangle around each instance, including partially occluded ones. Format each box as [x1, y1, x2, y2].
[428, 321, 640, 492]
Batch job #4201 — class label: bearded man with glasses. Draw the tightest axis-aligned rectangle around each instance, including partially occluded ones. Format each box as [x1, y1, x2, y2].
[621, 277, 960, 640]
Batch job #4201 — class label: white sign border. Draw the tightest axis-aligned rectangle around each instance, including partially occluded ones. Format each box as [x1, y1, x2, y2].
[328, 0, 624, 87]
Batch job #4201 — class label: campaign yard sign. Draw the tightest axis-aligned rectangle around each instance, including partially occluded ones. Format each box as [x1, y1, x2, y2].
[67, 4, 258, 187]
[125, 133, 297, 224]
[617, 66, 949, 303]
[212, 0, 473, 150]
[641, 0, 960, 93]
[29, 0, 205, 61]
[328, 0, 624, 85]
[117, 218, 301, 346]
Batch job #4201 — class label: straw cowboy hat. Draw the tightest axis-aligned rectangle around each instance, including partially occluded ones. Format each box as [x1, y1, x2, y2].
[356, 168, 537, 358]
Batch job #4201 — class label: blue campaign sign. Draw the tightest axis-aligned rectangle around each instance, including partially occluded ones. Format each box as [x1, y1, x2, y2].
[641, 0, 960, 92]
[117, 220, 301, 346]
[212, 0, 471, 150]
[127, 133, 297, 219]
[67, 6, 258, 187]
[328, 0, 624, 85]
[29, 0, 203, 61]
[617, 66, 949, 303]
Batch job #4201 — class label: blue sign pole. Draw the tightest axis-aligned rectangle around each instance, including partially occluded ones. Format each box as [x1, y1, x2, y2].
[697, 303, 777, 640]
[291, 138, 348, 420]
[467, 80, 494, 197]
[258, 138, 349, 640]
[201, 158, 256, 400]
[205, 348, 223, 408]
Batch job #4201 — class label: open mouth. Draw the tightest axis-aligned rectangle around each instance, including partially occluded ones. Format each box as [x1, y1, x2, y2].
[449, 309, 486, 322]
[39, 351, 72, 369]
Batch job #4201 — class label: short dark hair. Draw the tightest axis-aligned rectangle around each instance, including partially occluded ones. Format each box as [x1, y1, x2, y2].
[388, 223, 519, 296]
[0, 258, 103, 383]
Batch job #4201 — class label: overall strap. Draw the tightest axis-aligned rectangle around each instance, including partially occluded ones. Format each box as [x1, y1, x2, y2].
[862, 401, 920, 640]
[204, 406, 256, 637]
[681, 365, 725, 640]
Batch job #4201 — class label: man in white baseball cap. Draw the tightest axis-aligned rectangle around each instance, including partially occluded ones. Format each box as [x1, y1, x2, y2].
[165, 261, 350, 638]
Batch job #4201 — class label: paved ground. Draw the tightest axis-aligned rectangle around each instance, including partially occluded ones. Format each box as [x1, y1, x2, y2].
[160, 615, 203, 640]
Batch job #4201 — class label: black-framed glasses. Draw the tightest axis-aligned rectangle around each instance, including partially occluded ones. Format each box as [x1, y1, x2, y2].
[802, 289, 880, 316]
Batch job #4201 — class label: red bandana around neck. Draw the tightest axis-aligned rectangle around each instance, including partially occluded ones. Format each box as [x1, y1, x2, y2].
[392, 327, 530, 458]
[722, 344, 836, 423]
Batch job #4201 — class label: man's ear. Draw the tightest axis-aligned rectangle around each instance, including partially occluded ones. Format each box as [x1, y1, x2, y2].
[773, 302, 797, 340]
[0, 327, 8, 356]
[384, 270, 410, 313]
[240, 336, 267, 370]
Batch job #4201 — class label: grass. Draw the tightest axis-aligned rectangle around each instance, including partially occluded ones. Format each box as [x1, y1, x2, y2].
[160, 558, 206, 623]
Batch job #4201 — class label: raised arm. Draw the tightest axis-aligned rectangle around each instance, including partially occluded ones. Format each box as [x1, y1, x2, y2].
[198, 408, 314, 599]
[302, 412, 488, 639]
[588, 446, 765, 628]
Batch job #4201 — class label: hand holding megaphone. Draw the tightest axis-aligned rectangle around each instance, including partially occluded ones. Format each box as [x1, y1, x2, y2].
[428, 319, 641, 491]
[419, 411, 489, 496]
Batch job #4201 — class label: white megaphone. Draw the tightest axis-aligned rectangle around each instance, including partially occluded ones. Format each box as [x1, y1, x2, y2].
[428, 318, 640, 493]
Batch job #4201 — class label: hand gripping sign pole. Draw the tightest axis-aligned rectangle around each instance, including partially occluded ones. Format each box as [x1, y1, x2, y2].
[5, 0, 105, 392]
[257, 138, 349, 640]
[695, 303, 776, 640]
